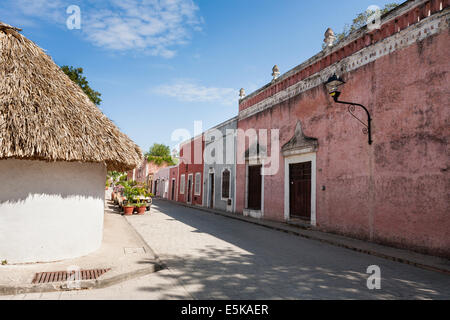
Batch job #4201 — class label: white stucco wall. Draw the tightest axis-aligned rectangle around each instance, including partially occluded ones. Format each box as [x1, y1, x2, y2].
[0, 159, 106, 264]
[154, 167, 170, 199]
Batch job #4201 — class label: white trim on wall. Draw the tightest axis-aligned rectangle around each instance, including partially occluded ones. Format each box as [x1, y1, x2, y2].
[194, 172, 201, 196]
[180, 174, 185, 195]
[284, 153, 317, 226]
[164, 179, 169, 198]
[220, 167, 231, 201]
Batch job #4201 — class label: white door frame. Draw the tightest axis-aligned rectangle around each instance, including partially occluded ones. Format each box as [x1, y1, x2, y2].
[284, 153, 316, 226]
[220, 166, 232, 201]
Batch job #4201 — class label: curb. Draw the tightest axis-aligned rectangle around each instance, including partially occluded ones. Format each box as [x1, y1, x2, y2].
[0, 263, 164, 296]
[157, 199, 450, 275]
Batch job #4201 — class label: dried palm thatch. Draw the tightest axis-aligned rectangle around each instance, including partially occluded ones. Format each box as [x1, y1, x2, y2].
[0, 22, 142, 171]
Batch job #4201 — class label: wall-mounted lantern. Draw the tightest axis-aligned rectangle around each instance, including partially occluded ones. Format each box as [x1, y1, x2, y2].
[325, 74, 373, 145]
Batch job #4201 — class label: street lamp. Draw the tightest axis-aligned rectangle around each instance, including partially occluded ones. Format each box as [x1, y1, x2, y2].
[325, 74, 373, 145]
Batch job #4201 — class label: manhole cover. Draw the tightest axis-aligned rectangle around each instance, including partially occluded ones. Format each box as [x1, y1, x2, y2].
[124, 247, 146, 254]
[32, 268, 111, 284]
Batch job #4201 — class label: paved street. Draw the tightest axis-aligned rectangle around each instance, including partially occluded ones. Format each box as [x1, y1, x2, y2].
[2, 200, 449, 300]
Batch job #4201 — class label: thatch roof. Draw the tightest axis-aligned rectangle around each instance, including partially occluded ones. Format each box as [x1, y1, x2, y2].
[0, 21, 142, 171]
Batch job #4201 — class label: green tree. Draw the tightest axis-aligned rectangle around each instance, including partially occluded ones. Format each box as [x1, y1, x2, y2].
[328, 3, 399, 48]
[107, 171, 126, 184]
[145, 143, 176, 166]
[61, 65, 102, 105]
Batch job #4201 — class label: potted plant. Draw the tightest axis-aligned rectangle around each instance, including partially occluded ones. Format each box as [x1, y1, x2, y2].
[135, 202, 147, 215]
[122, 184, 137, 215]
[134, 186, 150, 215]
[123, 202, 135, 215]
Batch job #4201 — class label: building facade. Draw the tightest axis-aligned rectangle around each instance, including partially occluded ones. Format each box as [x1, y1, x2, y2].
[127, 159, 168, 189]
[235, 0, 450, 257]
[202, 117, 238, 212]
[177, 135, 205, 206]
[153, 167, 170, 198]
[169, 165, 179, 201]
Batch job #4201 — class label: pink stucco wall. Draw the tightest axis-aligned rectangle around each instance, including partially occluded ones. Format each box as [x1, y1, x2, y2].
[128, 160, 168, 187]
[236, 27, 449, 257]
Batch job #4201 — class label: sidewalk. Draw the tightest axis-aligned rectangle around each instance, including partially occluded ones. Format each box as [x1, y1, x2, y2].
[163, 199, 450, 275]
[0, 202, 164, 296]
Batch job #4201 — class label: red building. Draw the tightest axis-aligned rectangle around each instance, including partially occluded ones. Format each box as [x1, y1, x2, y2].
[177, 135, 205, 206]
[235, 0, 450, 258]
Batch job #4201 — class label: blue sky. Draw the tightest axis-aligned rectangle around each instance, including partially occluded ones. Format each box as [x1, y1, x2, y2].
[0, 0, 396, 153]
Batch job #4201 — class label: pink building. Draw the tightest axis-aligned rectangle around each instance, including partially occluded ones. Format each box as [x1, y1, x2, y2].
[235, 0, 449, 257]
[127, 159, 168, 187]
[169, 165, 179, 201]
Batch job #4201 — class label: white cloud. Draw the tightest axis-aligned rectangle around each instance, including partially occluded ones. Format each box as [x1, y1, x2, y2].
[1, 0, 203, 58]
[153, 79, 238, 106]
[14, 0, 66, 22]
[83, 0, 202, 58]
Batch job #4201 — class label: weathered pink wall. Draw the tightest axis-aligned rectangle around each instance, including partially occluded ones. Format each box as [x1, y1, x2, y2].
[236, 30, 449, 257]
[127, 160, 167, 184]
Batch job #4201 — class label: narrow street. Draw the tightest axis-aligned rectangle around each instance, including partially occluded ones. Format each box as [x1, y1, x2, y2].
[3, 200, 449, 300]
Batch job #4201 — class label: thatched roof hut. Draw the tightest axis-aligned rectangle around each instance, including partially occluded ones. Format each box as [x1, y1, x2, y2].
[0, 21, 142, 171]
[0, 22, 142, 263]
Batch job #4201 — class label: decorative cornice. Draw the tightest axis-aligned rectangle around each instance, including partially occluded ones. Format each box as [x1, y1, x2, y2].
[238, 8, 448, 121]
[239, 0, 449, 115]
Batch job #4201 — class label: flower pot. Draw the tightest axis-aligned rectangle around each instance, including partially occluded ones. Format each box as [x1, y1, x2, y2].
[123, 206, 134, 215]
[137, 206, 146, 215]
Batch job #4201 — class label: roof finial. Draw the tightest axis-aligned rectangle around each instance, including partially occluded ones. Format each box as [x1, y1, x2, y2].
[239, 88, 246, 100]
[324, 28, 336, 47]
[272, 65, 280, 81]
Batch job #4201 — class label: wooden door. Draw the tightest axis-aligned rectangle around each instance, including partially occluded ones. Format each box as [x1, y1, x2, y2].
[209, 173, 214, 208]
[187, 176, 192, 203]
[247, 165, 262, 210]
[289, 162, 311, 220]
[171, 180, 175, 200]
